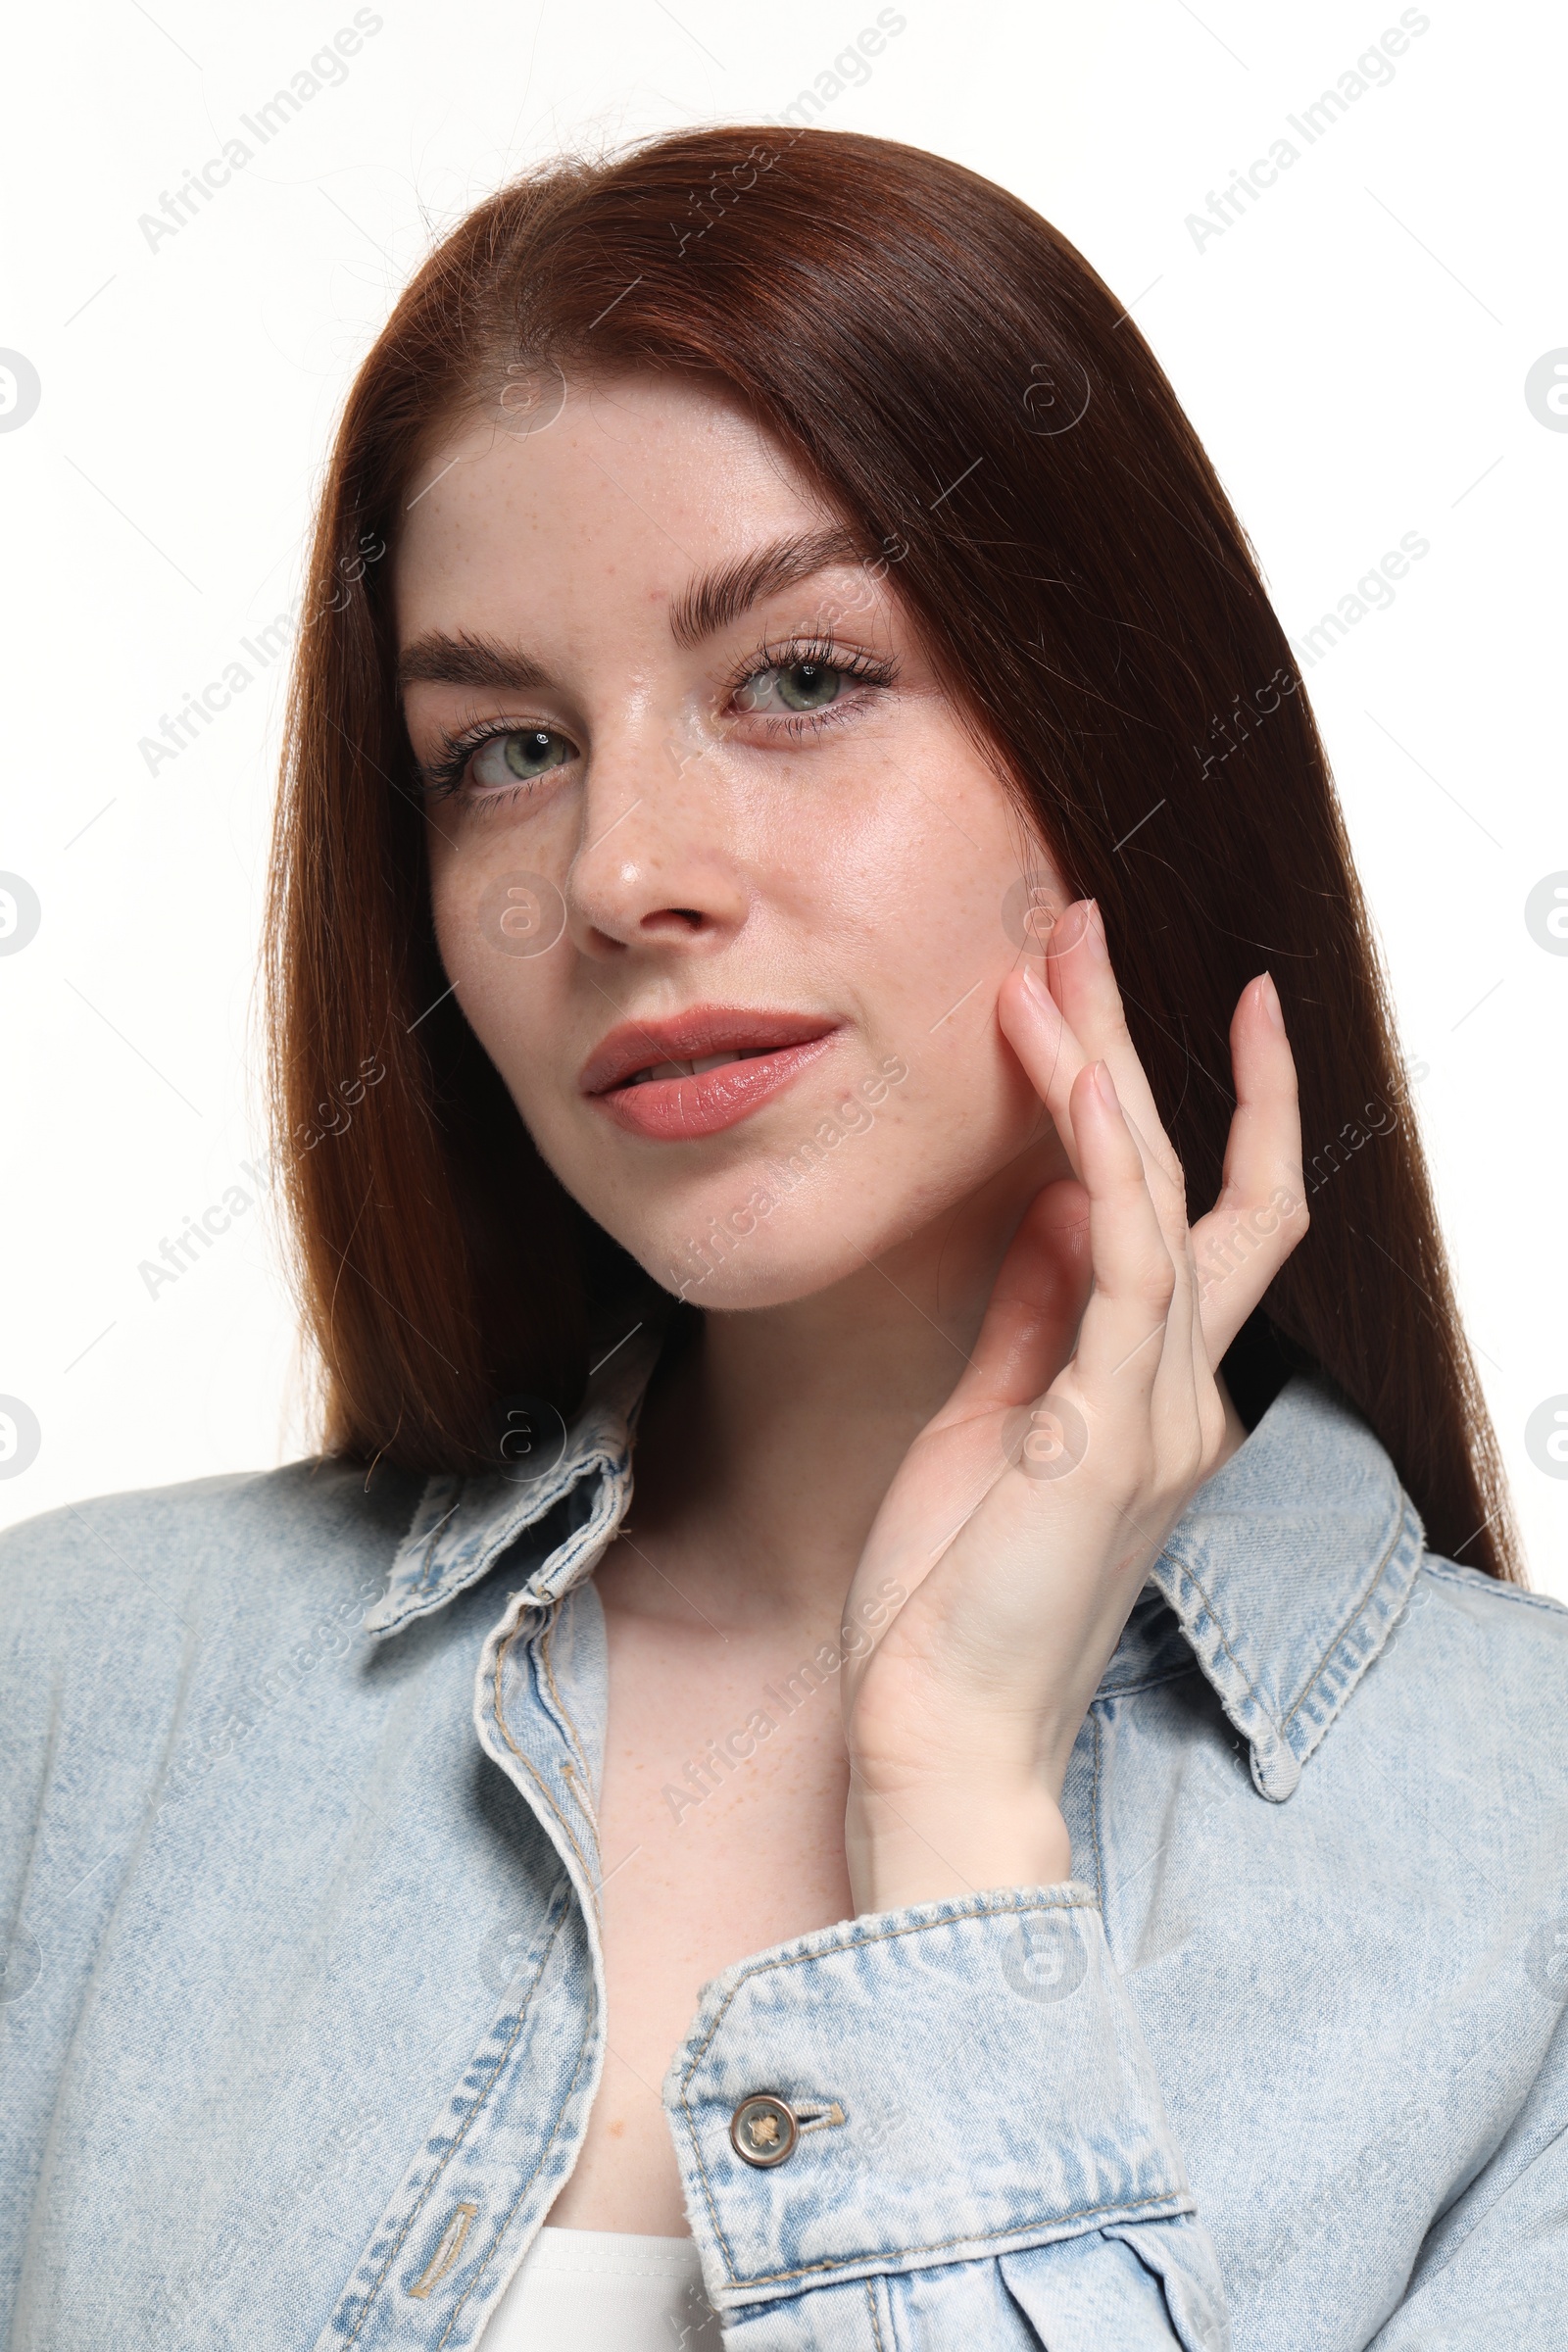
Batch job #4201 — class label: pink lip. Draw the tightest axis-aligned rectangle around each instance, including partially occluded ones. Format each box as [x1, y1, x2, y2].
[582, 1007, 840, 1142]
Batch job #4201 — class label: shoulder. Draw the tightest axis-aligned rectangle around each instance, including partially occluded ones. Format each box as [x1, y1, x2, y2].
[1411, 1548, 1568, 1640]
[0, 1456, 423, 1649]
[1387, 1545, 1568, 1747]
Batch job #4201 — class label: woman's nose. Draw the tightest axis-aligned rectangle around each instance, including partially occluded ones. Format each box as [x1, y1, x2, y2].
[565, 721, 751, 955]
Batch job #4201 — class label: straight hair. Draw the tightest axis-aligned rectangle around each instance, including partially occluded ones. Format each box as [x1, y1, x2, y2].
[263, 124, 1519, 1581]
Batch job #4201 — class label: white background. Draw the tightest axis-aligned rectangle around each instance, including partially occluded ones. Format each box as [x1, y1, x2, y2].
[2, 0, 1565, 1592]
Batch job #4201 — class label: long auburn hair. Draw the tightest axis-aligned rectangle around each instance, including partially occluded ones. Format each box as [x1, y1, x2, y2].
[263, 123, 1519, 1582]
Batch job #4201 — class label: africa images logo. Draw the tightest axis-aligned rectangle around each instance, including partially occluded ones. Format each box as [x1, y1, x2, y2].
[134, 13, 384, 254]
[1524, 350, 1568, 432]
[0, 352, 42, 433]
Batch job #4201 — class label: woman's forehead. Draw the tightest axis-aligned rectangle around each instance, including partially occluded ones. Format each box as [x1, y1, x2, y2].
[394, 379, 882, 658]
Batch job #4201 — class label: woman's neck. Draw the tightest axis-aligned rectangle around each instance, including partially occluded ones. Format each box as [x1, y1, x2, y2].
[615, 1137, 1074, 1636]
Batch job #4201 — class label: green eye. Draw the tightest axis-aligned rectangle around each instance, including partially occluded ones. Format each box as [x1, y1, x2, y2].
[730, 642, 895, 727]
[471, 728, 572, 788]
[774, 660, 841, 712]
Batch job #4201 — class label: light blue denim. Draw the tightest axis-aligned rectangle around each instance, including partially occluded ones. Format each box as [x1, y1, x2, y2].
[3, 1337, 1567, 2350]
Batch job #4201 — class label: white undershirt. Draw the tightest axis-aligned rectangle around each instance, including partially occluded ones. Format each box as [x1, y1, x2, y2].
[480, 2227, 723, 2348]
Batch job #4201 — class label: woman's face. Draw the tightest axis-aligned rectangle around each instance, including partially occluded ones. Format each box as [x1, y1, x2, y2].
[397, 370, 1069, 1309]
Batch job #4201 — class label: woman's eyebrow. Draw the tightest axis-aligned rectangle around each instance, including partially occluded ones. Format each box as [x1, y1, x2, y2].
[667, 524, 868, 650]
[397, 630, 550, 691]
[396, 525, 870, 688]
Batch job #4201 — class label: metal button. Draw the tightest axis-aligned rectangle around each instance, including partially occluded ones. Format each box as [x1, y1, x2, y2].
[729, 2092, 799, 2168]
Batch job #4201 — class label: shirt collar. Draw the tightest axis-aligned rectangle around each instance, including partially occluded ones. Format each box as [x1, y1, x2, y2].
[364, 1315, 664, 1640]
[372, 1332, 1424, 1801]
[1144, 1373, 1424, 1798]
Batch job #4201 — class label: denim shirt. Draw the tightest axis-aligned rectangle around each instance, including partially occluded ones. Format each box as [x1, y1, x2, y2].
[3, 1341, 1567, 2352]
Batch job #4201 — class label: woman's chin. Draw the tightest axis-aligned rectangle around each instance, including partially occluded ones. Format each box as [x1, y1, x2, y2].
[652, 1250, 867, 1314]
[630, 1215, 905, 1314]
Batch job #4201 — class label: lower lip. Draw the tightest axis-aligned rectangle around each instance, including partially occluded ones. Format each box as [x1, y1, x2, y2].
[591, 1035, 838, 1141]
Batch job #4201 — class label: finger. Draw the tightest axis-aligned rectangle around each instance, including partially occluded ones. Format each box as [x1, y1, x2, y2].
[1063, 1059, 1178, 1402]
[1157, 1217, 1218, 1484]
[1190, 972, 1310, 1365]
[1045, 900, 1186, 1215]
[939, 1178, 1092, 1423]
[996, 961, 1091, 1174]
[1185, 1221, 1217, 1439]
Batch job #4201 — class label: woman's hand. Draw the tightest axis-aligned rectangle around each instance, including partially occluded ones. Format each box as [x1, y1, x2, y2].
[838, 898, 1308, 1913]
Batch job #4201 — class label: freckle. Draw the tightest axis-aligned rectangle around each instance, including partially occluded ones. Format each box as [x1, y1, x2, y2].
[609, 2118, 626, 2138]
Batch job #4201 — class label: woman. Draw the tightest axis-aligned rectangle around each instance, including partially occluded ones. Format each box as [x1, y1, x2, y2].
[3, 125, 1564, 2352]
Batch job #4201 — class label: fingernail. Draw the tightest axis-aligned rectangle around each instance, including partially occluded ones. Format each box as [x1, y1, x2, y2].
[1258, 972, 1284, 1029]
[1055, 899, 1091, 951]
[1022, 961, 1052, 1008]
[1093, 1058, 1119, 1109]
[1084, 899, 1107, 958]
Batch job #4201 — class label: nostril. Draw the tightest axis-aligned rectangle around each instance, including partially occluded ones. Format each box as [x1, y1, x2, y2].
[633, 904, 725, 938]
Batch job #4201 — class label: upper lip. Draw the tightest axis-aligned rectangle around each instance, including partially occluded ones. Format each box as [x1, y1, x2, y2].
[580, 1005, 839, 1096]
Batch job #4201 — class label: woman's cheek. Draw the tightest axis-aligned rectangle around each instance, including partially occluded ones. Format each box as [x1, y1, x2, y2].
[427, 880, 575, 1142]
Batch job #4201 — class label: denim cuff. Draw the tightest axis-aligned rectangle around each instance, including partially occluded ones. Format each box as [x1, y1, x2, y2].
[662, 1883, 1195, 2310]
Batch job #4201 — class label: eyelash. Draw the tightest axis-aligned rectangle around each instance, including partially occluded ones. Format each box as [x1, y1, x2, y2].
[719, 633, 897, 735]
[416, 634, 898, 805]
